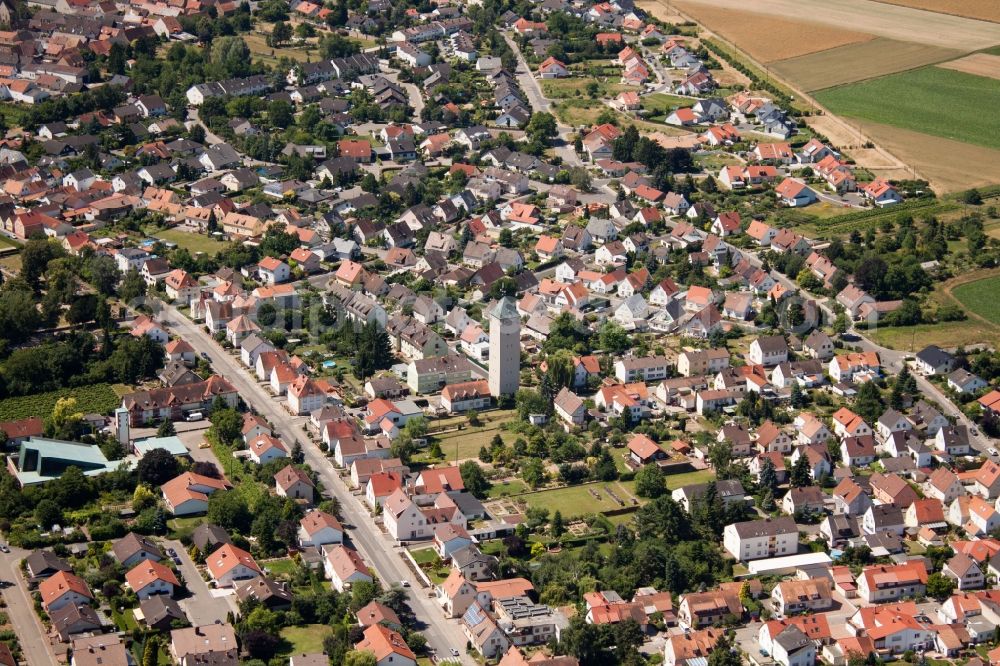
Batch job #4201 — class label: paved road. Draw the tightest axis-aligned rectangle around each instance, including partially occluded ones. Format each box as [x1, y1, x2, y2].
[154, 301, 473, 663]
[503, 34, 585, 169]
[185, 109, 225, 146]
[0, 547, 61, 666]
[165, 538, 236, 626]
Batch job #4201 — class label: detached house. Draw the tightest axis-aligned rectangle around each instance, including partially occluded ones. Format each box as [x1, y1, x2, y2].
[723, 516, 798, 561]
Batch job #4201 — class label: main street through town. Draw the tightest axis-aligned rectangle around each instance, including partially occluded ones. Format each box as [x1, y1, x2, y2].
[155, 299, 473, 664]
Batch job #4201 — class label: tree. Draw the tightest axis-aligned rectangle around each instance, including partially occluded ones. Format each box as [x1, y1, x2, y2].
[143, 636, 160, 666]
[353, 321, 393, 380]
[525, 111, 557, 146]
[242, 631, 280, 660]
[20, 238, 64, 289]
[188, 124, 206, 145]
[790, 383, 807, 408]
[962, 189, 983, 205]
[343, 651, 377, 666]
[157, 420, 176, 437]
[209, 408, 243, 446]
[598, 320, 629, 354]
[132, 484, 157, 512]
[67, 295, 97, 325]
[569, 167, 592, 192]
[268, 100, 295, 130]
[209, 36, 252, 78]
[119, 267, 147, 304]
[136, 448, 182, 486]
[634, 464, 665, 498]
[833, 311, 849, 335]
[459, 460, 490, 498]
[551, 510, 565, 538]
[790, 454, 813, 488]
[592, 448, 617, 481]
[759, 457, 777, 493]
[559, 615, 605, 666]
[47, 396, 85, 440]
[926, 572, 955, 600]
[521, 458, 545, 489]
[707, 634, 741, 666]
[0, 288, 42, 344]
[498, 228, 515, 248]
[35, 498, 62, 528]
[854, 380, 884, 425]
[207, 490, 251, 533]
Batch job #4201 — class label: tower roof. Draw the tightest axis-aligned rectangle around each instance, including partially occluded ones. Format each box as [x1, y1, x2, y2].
[490, 296, 519, 321]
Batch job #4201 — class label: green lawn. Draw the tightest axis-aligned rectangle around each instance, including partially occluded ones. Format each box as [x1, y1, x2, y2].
[540, 77, 628, 99]
[663, 468, 716, 490]
[262, 558, 298, 577]
[280, 625, 329, 655]
[866, 320, 997, 351]
[409, 547, 450, 582]
[426, 425, 515, 462]
[953, 274, 1000, 324]
[486, 479, 527, 498]
[409, 547, 439, 565]
[641, 93, 693, 116]
[153, 228, 226, 255]
[814, 66, 1000, 151]
[521, 481, 641, 519]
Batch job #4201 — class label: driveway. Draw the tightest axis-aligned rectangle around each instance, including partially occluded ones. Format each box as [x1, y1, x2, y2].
[164, 538, 236, 626]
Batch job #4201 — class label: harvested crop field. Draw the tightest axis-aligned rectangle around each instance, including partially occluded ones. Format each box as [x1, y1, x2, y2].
[634, 0, 686, 24]
[872, 0, 1000, 23]
[671, 2, 874, 62]
[849, 120, 1000, 193]
[814, 67, 1000, 150]
[769, 38, 962, 91]
[938, 53, 1000, 81]
[668, 0, 1000, 50]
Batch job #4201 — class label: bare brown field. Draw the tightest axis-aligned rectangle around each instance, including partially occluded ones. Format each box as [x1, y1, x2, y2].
[873, 0, 1000, 24]
[635, 0, 686, 23]
[711, 69, 747, 87]
[672, 2, 874, 63]
[668, 0, 1000, 50]
[804, 115, 911, 180]
[854, 119, 1000, 193]
[769, 38, 963, 91]
[937, 53, 1000, 80]
[804, 114, 870, 149]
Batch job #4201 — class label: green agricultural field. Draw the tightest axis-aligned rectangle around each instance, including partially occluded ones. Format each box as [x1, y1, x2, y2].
[0, 384, 120, 420]
[953, 274, 1000, 324]
[814, 67, 1000, 151]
